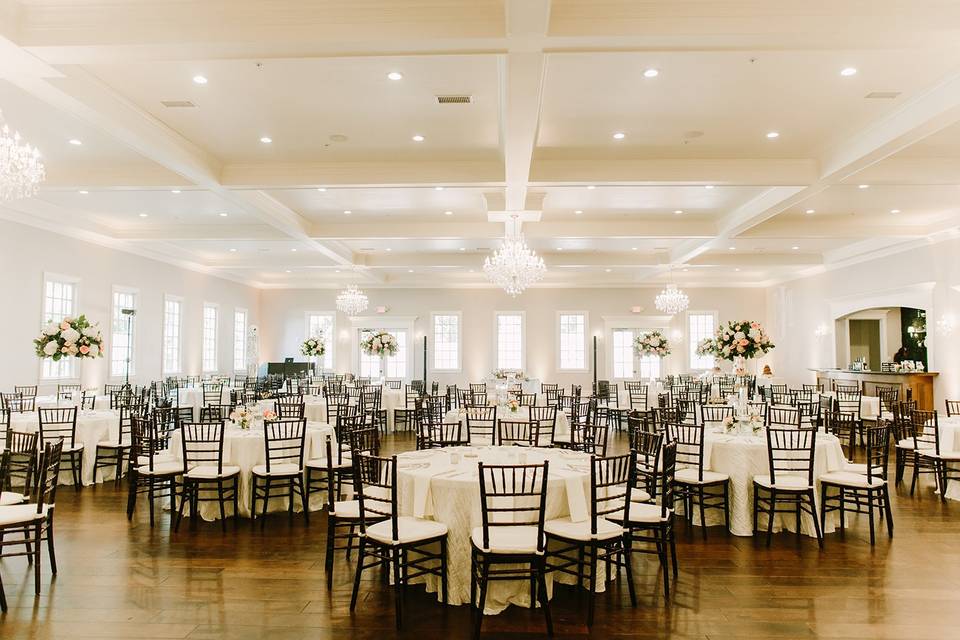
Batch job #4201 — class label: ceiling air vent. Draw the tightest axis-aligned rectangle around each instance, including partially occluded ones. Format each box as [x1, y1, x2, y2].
[435, 95, 473, 105]
[865, 92, 901, 99]
[160, 100, 197, 108]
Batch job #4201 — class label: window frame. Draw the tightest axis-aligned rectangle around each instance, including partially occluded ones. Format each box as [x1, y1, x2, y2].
[109, 285, 139, 379]
[493, 311, 526, 371]
[430, 311, 462, 373]
[39, 272, 81, 381]
[233, 307, 248, 373]
[304, 310, 336, 371]
[687, 310, 719, 371]
[202, 302, 219, 374]
[161, 294, 184, 376]
[556, 310, 589, 372]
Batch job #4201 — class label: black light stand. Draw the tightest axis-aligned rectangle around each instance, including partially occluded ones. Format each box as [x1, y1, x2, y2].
[120, 308, 136, 389]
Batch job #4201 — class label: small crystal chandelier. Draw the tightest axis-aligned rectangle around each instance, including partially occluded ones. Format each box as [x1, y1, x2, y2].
[0, 109, 46, 201]
[655, 268, 689, 315]
[336, 284, 368, 317]
[483, 214, 546, 297]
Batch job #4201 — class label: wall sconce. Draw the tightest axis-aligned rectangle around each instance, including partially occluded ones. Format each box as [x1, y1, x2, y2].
[814, 323, 829, 338]
[936, 314, 956, 336]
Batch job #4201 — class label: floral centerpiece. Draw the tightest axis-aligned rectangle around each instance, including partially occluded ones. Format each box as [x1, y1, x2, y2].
[262, 409, 277, 422]
[507, 398, 519, 413]
[712, 320, 774, 361]
[229, 406, 252, 430]
[696, 337, 717, 358]
[634, 331, 671, 357]
[360, 331, 398, 356]
[34, 315, 104, 361]
[300, 336, 325, 357]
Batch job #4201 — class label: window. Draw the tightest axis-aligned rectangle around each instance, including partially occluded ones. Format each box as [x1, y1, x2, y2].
[202, 304, 218, 373]
[359, 329, 407, 378]
[306, 312, 335, 370]
[233, 309, 248, 372]
[162, 296, 183, 375]
[637, 345, 662, 380]
[612, 329, 634, 379]
[432, 313, 460, 371]
[558, 312, 587, 370]
[688, 312, 717, 370]
[495, 312, 524, 370]
[110, 288, 137, 378]
[40, 276, 78, 379]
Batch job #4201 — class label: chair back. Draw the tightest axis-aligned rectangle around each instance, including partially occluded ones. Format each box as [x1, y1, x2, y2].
[275, 396, 305, 419]
[497, 420, 539, 447]
[945, 399, 960, 417]
[835, 391, 862, 418]
[427, 422, 470, 447]
[38, 407, 78, 448]
[701, 404, 733, 426]
[909, 409, 939, 453]
[180, 422, 227, 474]
[529, 406, 557, 443]
[632, 430, 663, 499]
[3, 429, 38, 493]
[262, 418, 307, 472]
[465, 406, 497, 444]
[768, 405, 802, 428]
[31, 440, 63, 515]
[765, 426, 817, 487]
[349, 424, 381, 458]
[202, 383, 223, 406]
[354, 453, 397, 538]
[588, 453, 631, 536]
[477, 461, 549, 553]
[578, 423, 609, 456]
[627, 441, 675, 522]
[667, 422, 707, 480]
[864, 421, 891, 483]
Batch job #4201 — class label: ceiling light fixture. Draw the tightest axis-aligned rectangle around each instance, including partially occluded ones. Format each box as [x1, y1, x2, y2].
[171, 189, 181, 194]
[574, 210, 583, 215]
[408, 269, 414, 273]
[766, 131, 780, 139]
[260, 136, 272, 144]
[229, 248, 237, 252]
[605, 268, 612, 273]
[285, 270, 291, 273]
[412, 134, 425, 142]
[290, 248, 297, 252]
[890, 209, 901, 214]
[219, 212, 228, 217]
[643, 68, 659, 78]
[805, 209, 815, 214]
[631, 247, 638, 251]
[387, 72, 403, 81]
[858, 184, 869, 189]
[138, 213, 148, 218]
[655, 268, 690, 315]
[444, 210, 453, 216]
[704, 185, 715, 190]
[78, 190, 88, 195]
[344, 209, 352, 215]
[192, 75, 208, 84]
[483, 214, 546, 297]
[459, 247, 466, 251]
[434, 186, 444, 191]
[792, 246, 800, 250]
[385, 247, 392, 252]
[674, 210, 683, 215]
[840, 67, 858, 76]
[586, 185, 596, 190]
[613, 132, 625, 140]
[728, 246, 735, 250]
[336, 284, 369, 317]
[68, 139, 82, 146]
[317, 187, 326, 192]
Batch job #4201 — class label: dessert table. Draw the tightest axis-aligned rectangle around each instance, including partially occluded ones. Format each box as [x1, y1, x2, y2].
[444, 406, 570, 445]
[9, 408, 120, 485]
[168, 420, 337, 520]
[393, 445, 602, 613]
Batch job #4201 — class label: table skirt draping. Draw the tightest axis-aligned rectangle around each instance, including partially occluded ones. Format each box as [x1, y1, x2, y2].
[168, 421, 337, 520]
[394, 446, 605, 614]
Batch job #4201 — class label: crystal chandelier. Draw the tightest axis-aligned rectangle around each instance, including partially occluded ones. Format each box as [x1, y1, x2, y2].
[483, 215, 546, 297]
[655, 268, 689, 315]
[336, 284, 368, 317]
[0, 110, 45, 201]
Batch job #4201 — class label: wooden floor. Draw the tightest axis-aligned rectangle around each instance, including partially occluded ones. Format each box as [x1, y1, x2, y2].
[1, 430, 959, 639]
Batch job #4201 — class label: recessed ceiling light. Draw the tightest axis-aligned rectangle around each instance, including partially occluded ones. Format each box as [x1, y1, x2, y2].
[412, 134, 425, 142]
[285, 270, 291, 273]
[78, 190, 88, 195]
[704, 185, 715, 190]
[344, 210, 352, 215]
[574, 210, 583, 215]
[434, 186, 444, 191]
[586, 185, 596, 190]
[643, 68, 659, 78]
[386, 247, 392, 252]
[317, 187, 326, 192]
[408, 269, 414, 273]
[840, 67, 858, 77]
[858, 184, 869, 189]
[171, 189, 181, 194]
[193, 75, 208, 84]
[605, 268, 612, 273]
[766, 131, 780, 139]
[683, 268, 689, 272]
[229, 248, 237, 252]
[219, 212, 228, 217]
[890, 209, 901, 214]
[459, 247, 466, 251]
[387, 71, 403, 81]
[613, 132, 625, 140]
[735, 268, 741, 272]
[335, 269, 341, 273]
[444, 210, 453, 216]
[138, 213, 148, 218]
[674, 210, 683, 215]
[557, 247, 564, 251]
[68, 139, 82, 146]
[728, 246, 735, 250]
[260, 136, 272, 144]
[631, 247, 638, 251]
[290, 248, 297, 252]
[792, 246, 800, 250]
[805, 209, 815, 214]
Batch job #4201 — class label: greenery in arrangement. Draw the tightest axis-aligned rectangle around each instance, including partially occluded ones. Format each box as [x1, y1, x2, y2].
[634, 330, 671, 357]
[300, 336, 326, 357]
[708, 320, 774, 361]
[34, 314, 104, 360]
[360, 330, 399, 356]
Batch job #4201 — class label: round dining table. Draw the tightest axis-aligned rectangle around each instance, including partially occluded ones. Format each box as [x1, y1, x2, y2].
[168, 420, 337, 520]
[393, 445, 602, 614]
[444, 406, 570, 445]
[925, 415, 960, 501]
[9, 408, 120, 485]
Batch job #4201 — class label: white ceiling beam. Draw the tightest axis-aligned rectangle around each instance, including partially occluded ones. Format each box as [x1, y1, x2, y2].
[739, 218, 932, 239]
[531, 157, 818, 186]
[688, 253, 823, 267]
[221, 160, 505, 189]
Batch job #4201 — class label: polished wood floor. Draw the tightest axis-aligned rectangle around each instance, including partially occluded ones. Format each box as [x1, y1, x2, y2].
[1, 430, 959, 639]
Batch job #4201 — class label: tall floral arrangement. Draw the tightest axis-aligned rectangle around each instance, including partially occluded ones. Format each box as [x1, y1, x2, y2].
[713, 320, 774, 361]
[300, 336, 326, 357]
[634, 330, 670, 357]
[34, 315, 104, 361]
[360, 330, 398, 357]
[696, 337, 717, 358]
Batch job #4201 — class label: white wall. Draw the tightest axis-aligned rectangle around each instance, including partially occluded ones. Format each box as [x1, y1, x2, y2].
[0, 219, 261, 393]
[259, 286, 767, 388]
[766, 237, 960, 400]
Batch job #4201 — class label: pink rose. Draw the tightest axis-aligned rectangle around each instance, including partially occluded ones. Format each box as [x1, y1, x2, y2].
[739, 339, 749, 346]
[60, 321, 70, 331]
[79, 345, 90, 354]
[750, 322, 759, 329]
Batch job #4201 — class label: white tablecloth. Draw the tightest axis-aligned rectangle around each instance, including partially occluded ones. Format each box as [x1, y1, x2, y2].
[255, 389, 404, 430]
[821, 393, 881, 420]
[35, 394, 112, 410]
[168, 420, 336, 520]
[394, 446, 596, 613]
[444, 407, 570, 445]
[174, 386, 235, 419]
[694, 427, 847, 536]
[615, 381, 666, 409]
[10, 409, 120, 485]
[929, 416, 960, 501]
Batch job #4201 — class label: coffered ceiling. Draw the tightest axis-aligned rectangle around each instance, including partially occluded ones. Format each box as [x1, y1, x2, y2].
[2, 0, 960, 289]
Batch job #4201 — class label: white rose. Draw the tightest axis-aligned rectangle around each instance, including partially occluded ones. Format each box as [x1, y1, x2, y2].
[43, 341, 58, 356]
[89, 344, 100, 356]
[734, 331, 745, 340]
[43, 322, 59, 336]
[82, 326, 99, 338]
[61, 328, 81, 344]
[748, 328, 760, 340]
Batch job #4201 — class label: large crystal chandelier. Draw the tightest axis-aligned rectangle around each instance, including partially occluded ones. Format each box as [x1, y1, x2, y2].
[336, 284, 368, 317]
[483, 215, 546, 297]
[0, 110, 45, 201]
[655, 267, 689, 315]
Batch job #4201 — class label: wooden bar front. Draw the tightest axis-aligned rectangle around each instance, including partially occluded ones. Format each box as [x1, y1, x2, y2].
[810, 369, 939, 410]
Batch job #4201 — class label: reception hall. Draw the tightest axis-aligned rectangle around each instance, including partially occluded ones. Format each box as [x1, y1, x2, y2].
[2, 1, 960, 638]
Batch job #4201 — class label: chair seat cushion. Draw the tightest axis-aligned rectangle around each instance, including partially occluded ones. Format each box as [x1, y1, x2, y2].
[0, 504, 50, 526]
[545, 516, 622, 541]
[630, 489, 652, 503]
[0, 492, 28, 506]
[185, 465, 241, 479]
[137, 461, 184, 476]
[896, 438, 915, 449]
[619, 502, 671, 524]
[329, 499, 383, 520]
[252, 463, 301, 476]
[471, 525, 545, 554]
[819, 471, 886, 488]
[366, 516, 448, 545]
[97, 439, 132, 449]
[61, 443, 84, 453]
[753, 473, 812, 490]
[922, 451, 960, 461]
[675, 468, 729, 485]
[304, 457, 351, 470]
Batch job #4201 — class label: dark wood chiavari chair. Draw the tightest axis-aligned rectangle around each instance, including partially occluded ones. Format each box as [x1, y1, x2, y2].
[394, 386, 421, 432]
[752, 426, 823, 547]
[497, 420, 540, 447]
[768, 405, 802, 429]
[275, 396, 305, 420]
[94, 402, 141, 485]
[126, 415, 182, 527]
[877, 386, 899, 420]
[892, 400, 918, 485]
[1, 392, 32, 413]
[250, 418, 309, 529]
[909, 409, 960, 500]
[305, 408, 360, 506]
[529, 406, 557, 445]
[465, 405, 497, 445]
[823, 410, 858, 461]
[427, 421, 470, 447]
[945, 399, 960, 417]
[630, 429, 662, 503]
[471, 461, 551, 638]
[37, 407, 83, 491]
[175, 422, 240, 532]
[2, 428, 38, 498]
[669, 421, 730, 538]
